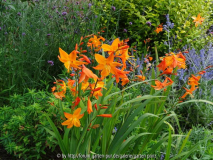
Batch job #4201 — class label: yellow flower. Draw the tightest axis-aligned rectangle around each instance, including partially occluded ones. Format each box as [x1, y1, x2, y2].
[61, 108, 84, 128]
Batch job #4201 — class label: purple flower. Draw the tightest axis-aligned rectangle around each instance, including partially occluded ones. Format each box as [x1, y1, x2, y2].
[136, 56, 144, 74]
[129, 22, 132, 25]
[22, 32, 26, 36]
[88, 3, 92, 8]
[111, 6, 116, 11]
[146, 21, 151, 26]
[45, 43, 48, 46]
[95, 15, 97, 18]
[123, 29, 127, 32]
[48, 60, 54, 66]
[17, 12, 21, 16]
[4, 32, 8, 35]
[183, 45, 213, 81]
[112, 127, 117, 134]
[47, 34, 51, 37]
[0, 27, 1, 31]
[160, 153, 165, 160]
[62, 12, 67, 16]
[164, 14, 174, 30]
[52, 6, 56, 10]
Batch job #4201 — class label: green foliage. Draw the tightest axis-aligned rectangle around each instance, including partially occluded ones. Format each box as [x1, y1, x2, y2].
[0, 89, 61, 159]
[0, 0, 102, 105]
[186, 126, 213, 159]
[96, 0, 212, 56]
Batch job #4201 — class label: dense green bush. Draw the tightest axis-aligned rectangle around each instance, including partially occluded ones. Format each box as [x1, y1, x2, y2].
[0, 89, 61, 159]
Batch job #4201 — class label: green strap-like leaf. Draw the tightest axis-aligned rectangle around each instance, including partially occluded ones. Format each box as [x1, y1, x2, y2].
[178, 129, 192, 154]
[176, 99, 213, 106]
[45, 113, 68, 155]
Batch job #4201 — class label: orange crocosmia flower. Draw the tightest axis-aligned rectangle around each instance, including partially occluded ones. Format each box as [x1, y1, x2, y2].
[81, 81, 89, 92]
[159, 67, 174, 76]
[87, 98, 93, 114]
[198, 71, 206, 75]
[88, 35, 105, 50]
[101, 106, 108, 109]
[71, 97, 81, 109]
[51, 86, 56, 92]
[79, 65, 98, 83]
[92, 124, 100, 129]
[157, 59, 167, 71]
[155, 24, 163, 34]
[158, 53, 186, 71]
[52, 80, 67, 100]
[117, 49, 131, 70]
[121, 77, 129, 86]
[135, 75, 146, 81]
[60, 81, 67, 92]
[148, 57, 153, 61]
[181, 85, 197, 99]
[58, 48, 87, 72]
[80, 55, 91, 64]
[93, 53, 122, 78]
[53, 91, 65, 100]
[69, 87, 78, 97]
[192, 13, 205, 27]
[67, 79, 75, 90]
[94, 104, 98, 111]
[151, 77, 173, 91]
[114, 68, 130, 83]
[61, 108, 84, 128]
[188, 75, 201, 86]
[90, 80, 106, 99]
[96, 114, 112, 118]
[101, 38, 120, 55]
[167, 54, 178, 68]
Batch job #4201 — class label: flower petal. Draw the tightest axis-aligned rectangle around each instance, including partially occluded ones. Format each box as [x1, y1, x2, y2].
[93, 64, 105, 70]
[73, 119, 81, 127]
[64, 112, 73, 119]
[59, 48, 69, 62]
[62, 120, 71, 125]
[102, 44, 112, 52]
[67, 122, 74, 128]
[73, 108, 82, 116]
[95, 54, 106, 64]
